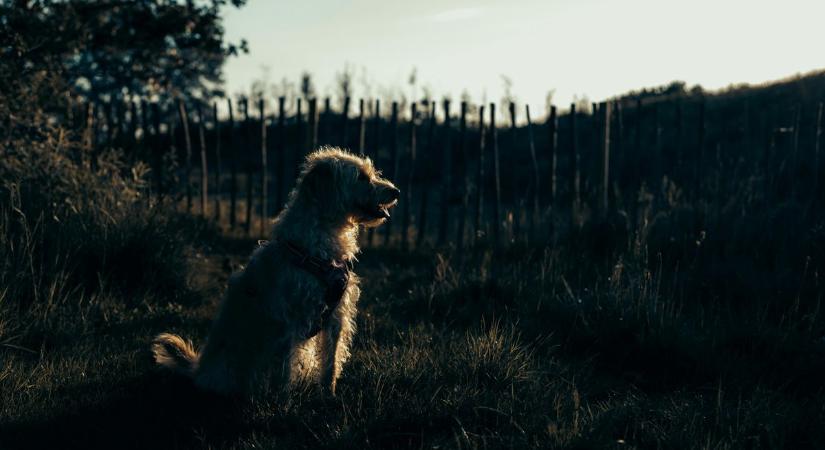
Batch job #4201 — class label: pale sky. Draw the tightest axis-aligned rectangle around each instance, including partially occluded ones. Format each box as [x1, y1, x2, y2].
[222, 0, 825, 115]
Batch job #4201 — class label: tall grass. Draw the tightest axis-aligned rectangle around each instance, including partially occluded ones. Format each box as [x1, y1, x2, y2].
[2, 76, 825, 449]
[0, 110, 215, 351]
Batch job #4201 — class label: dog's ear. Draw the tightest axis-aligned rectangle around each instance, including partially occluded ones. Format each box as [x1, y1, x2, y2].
[301, 159, 335, 202]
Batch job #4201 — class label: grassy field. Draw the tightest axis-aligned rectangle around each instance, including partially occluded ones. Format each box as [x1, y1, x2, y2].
[2, 195, 824, 449]
[2, 70, 825, 450]
[4, 3, 825, 447]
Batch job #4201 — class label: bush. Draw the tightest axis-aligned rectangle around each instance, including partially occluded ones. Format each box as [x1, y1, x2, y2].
[0, 117, 208, 345]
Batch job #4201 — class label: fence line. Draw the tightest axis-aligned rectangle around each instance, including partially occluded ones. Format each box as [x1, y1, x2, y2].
[437, 99, 451, 247]
[401, 102, 416, 251]
[258, 98, 267, 237]
[65, 91, 825, 248]
[227, 99, 238, 229]
[416, 101, 435, 249]
[474, 104, 486, 242]
[525, 104, 539, 241]
[242, 99, 253, 235]
[456, 101, 469, 250]
[491, 103, 501, 245]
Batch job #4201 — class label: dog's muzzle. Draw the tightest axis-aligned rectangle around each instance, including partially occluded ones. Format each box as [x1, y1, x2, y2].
[361, 187, 400, 219]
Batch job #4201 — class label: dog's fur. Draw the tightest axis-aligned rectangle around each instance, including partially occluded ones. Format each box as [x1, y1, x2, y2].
[152, 147, 399, 395]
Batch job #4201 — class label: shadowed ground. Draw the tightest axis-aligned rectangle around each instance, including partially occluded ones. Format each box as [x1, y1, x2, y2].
[2, 221, 825, 449]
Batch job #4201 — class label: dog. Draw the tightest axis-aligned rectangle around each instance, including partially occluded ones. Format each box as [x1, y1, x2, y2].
[152, 147, 399, 395]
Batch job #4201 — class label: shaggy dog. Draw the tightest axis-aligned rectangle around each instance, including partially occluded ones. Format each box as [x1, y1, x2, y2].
[152, 147, 399, 395]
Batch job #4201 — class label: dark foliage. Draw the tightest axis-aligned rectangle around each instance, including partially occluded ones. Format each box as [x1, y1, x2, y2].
[0, 0, 247, 103]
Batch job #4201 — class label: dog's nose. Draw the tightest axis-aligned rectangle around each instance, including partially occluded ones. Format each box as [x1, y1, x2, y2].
[388, 187, 400, 201]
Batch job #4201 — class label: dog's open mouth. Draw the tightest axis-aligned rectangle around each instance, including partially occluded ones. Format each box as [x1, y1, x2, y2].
[360, 198, 399, 220]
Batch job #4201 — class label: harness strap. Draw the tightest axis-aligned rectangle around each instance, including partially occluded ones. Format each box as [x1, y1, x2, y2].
[277, 239, 351, 337]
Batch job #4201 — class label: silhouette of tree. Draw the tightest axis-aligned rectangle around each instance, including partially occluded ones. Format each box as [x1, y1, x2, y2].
[0, 0, 247, 105]
[335, 64, 355, 113]
[300, 71, 315, 99]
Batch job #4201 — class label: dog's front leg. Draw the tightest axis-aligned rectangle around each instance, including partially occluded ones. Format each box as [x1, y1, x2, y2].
[318, 313, 343, 395]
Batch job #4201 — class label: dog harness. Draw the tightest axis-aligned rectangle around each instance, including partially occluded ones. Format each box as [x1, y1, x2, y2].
[277, 239, 352, 338]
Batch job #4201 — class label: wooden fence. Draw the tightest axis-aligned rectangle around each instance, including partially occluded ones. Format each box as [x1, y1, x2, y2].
[70, 93, 825, 248]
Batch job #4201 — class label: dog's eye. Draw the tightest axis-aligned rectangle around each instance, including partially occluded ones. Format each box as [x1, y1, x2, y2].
[358, 171, 370, 182]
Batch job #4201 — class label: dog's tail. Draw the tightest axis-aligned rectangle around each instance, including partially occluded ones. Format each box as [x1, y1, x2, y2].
[152, 333, 199, 376]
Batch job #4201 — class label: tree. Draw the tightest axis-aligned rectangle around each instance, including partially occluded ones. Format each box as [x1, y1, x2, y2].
[335, 64, 355, 113]
[250, 66, 272, 99]
[300, 71, 315, 99]
[0, 0, 248, 106]
[545, 89, 556, 116]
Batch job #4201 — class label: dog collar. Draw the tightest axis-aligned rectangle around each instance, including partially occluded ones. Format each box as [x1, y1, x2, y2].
[276, 239, 352, 337]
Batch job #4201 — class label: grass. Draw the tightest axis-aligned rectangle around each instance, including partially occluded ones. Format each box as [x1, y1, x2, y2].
[2, 86, 825, 448]
[2, 211, 824, 449]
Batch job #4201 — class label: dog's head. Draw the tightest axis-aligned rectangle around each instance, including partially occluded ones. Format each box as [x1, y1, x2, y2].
[295, 147, 400, 227]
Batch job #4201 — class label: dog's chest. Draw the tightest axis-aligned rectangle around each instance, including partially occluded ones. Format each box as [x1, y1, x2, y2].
[299, 267, 354, 338]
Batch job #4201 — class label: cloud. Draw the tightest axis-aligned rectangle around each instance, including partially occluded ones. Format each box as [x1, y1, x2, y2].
[430, 7, 485, 23]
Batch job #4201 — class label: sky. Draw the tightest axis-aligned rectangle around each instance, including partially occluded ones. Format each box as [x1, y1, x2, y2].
[221, 0, 825, 116]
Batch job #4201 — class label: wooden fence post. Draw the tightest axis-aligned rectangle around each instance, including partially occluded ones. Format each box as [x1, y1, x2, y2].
[508, 102, 520, 241]
[791, 104, 801, 196]
[456, 101, 468, 250]
[570, 103, 579, 226]
[437, 99, 451, 246]
[367, 99, 381, 247]
[341, 96, 350, 146]
[592, 103, 601, 182]
[696, 98, 706, 196]
[416, 101, 435, 248]
[358, 98, 366, 156]
[227, 98, 237, 230]
[763, 108, 775, 202]
[633, 98, 642, 192]
[322, 97, 331, 146]
[814, 101, 823, 197]
[276, 96, 286, 214]
[598, 101, 611, 216]
[525, 104, 540, 241]
[259, 98, 267, 237]
[655, 102, 663, 177]
[548, 105, 558, 208]
[491, 103, 501, 246]
[212, 102, 222, 221]
[243, 98, 253, 235]
[742, 99, 750, 172]
[474, 105, 486, 242]
[390, 102, 400, 180]
[177, 99, 193, 213]
[383, 101, 399, 245]
[295, 98, 304, 183]
[612, 101, 623, 196]
[401, 102, 417, 251]
[196, 103, 208, 216]
[373, 99, 381, 160]
[674, 100, 683, 179]
[309, 97, 318, 152]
